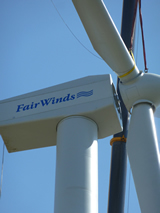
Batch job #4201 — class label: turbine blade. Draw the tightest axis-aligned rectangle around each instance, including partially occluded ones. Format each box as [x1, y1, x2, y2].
[127, 103, 160, 213]
[72, 0, 139, 80]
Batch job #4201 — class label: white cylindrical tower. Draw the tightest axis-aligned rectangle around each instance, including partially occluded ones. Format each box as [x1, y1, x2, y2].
[54, 116, 98, 213]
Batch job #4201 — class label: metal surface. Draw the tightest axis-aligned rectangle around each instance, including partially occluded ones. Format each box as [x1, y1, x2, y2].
[107, 141, 127, 213]
[54, 116, 98, 213]
[107, 0, 137, 212]
[119, 72, 160, 111]
[0, 74, 122, 152]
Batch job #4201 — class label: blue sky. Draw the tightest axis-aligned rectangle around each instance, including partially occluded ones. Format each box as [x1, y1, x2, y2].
[0, 0, 160, 212]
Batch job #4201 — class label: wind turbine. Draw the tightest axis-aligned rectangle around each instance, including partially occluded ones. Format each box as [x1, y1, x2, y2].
[0, 0, 159, 213]
[72, 0, 160, 212]
[0, 65, 122, 213]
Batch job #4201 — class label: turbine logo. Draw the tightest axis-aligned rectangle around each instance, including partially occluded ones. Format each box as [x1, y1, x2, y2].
[77, 90, 93, 98]
[16, 89, 93, 113]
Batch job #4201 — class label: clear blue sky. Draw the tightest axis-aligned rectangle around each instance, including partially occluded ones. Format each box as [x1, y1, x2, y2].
[0, 0, 160, 212]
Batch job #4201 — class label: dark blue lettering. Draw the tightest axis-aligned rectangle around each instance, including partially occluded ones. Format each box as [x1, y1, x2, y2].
[52, 97, 55, 104]
[23, 105, 30, 111]
[70, 95, 75, 100]
[34, 103, 40, 108]
[30, 102, 34, 109]
[56, 98, 62, 103]
[40, 98, 52, 106]
[16, 104, 24, 112]
[16, 93, 77, 113]
[63, 94, 70, 102]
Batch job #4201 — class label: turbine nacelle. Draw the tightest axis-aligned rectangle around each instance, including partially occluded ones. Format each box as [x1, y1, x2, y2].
[0, 74, 122, 152]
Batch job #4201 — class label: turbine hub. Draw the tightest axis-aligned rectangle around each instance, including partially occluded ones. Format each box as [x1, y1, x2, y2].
[119, 72, 160, 111]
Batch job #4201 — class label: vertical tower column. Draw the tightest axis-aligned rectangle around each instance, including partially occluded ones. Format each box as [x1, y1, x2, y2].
[54, 116, 98, 213]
